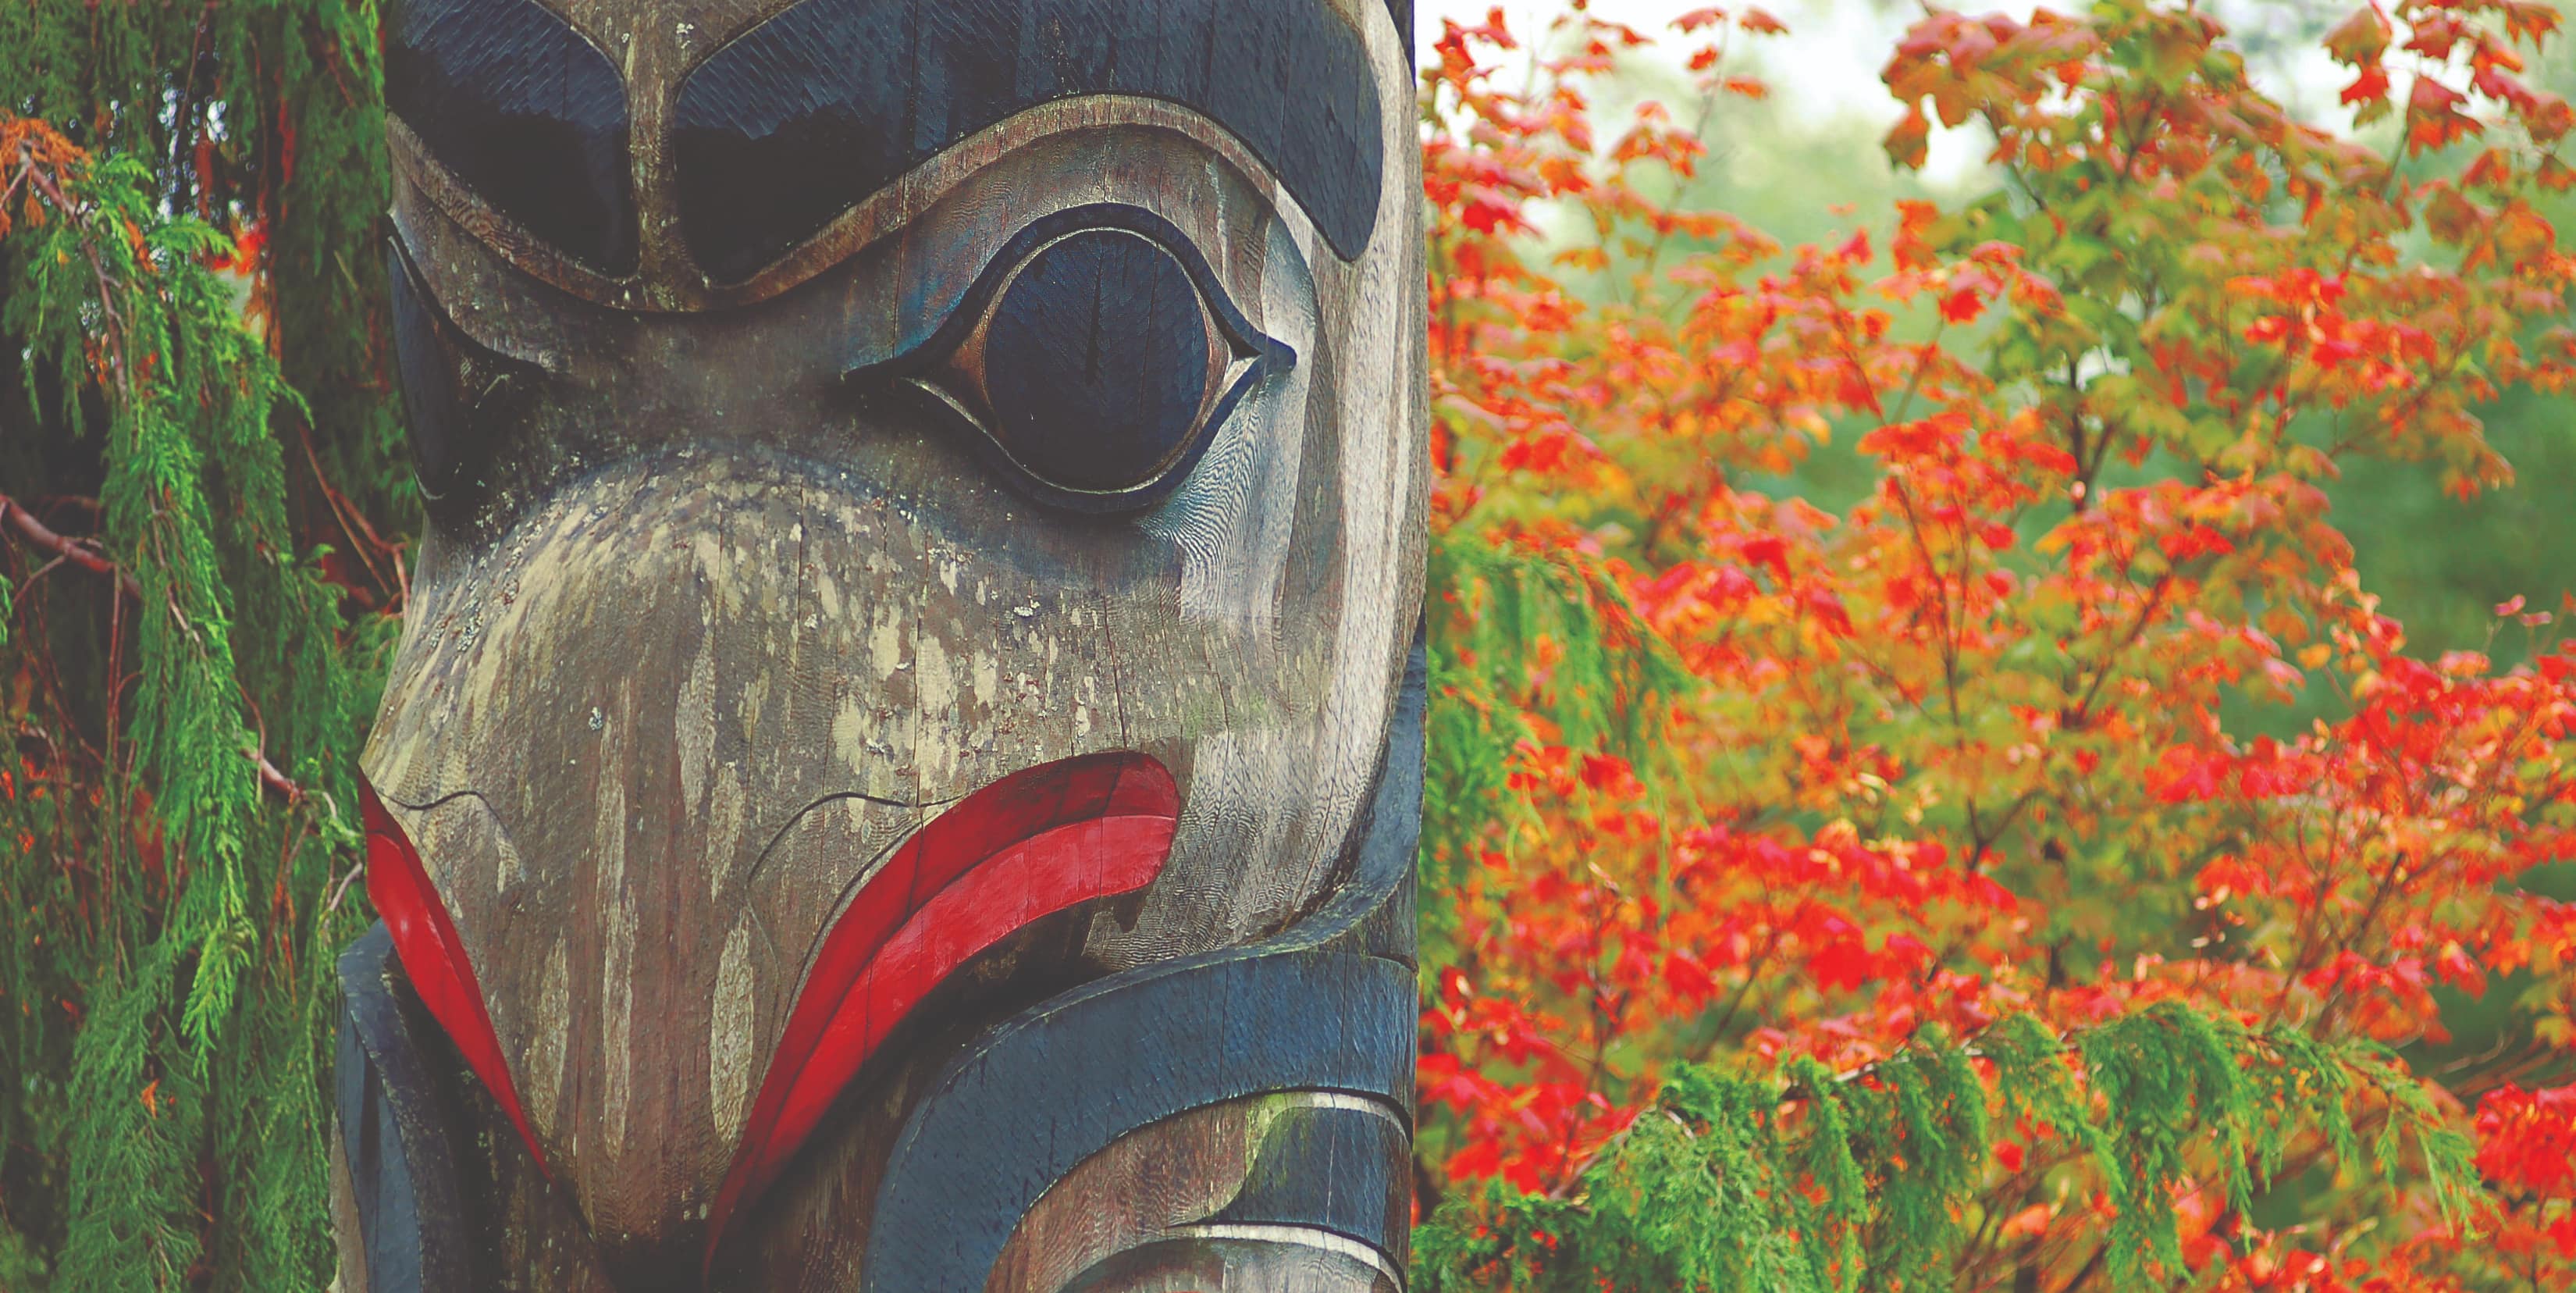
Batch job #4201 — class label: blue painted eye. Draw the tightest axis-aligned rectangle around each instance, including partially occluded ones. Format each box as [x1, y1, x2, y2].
[849, 205, 1293, 515]
[983, 231, 1212, 494]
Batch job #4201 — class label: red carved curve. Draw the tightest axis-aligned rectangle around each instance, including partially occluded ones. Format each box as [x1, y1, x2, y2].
[706, 751, 1179, 1259]
[358, 776, 550, 1176]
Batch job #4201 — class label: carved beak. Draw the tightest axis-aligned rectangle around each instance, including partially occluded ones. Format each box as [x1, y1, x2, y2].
[359, 452, 1195, 1277]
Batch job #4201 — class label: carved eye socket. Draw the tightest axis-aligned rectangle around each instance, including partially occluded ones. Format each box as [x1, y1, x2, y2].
[851, 205, 1293, 515]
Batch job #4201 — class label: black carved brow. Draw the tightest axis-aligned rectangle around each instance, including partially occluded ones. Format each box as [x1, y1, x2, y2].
[385, 0, 637, 275]
[669, 0, 1391, 285]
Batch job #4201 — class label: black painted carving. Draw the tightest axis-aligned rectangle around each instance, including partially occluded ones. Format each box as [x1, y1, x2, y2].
[847, 203, 1291, 515]
[336, 924, 475, 1293]
[385, 0, 636, 274]
[865, 955, 1413, 1292]
[854, 640, 1426, 1292]
[385, 240, 539, 511]
[672, 0, 1386, 281]
[386, 243, 468, 500]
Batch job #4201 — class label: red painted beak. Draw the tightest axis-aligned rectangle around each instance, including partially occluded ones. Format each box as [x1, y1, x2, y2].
[705, 750, 1179, 1257]
[364, 753, 1177, 1263]
[360, 776, 551, 1177]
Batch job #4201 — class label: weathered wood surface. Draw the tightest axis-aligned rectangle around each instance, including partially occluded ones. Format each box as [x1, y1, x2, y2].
[340, 0, 1425, 1287]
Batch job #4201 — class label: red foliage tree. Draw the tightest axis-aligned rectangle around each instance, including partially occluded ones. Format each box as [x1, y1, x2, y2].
[1414, 2, 2576, 1289]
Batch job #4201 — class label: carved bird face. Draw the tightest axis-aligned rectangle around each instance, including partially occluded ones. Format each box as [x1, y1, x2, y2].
[354, 0, 1422, 1288]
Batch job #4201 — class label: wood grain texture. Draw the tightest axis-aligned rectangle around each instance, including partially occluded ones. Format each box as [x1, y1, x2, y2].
[387, 0, 1411, 310]
[859, 953, 1414, 1293]
[1059, 1235, 1400, 1293]
[707, 641, 1425, 1290]
[987, 1099, 1276, 1293]
[989, 1095, 1410, 1293]
[840, 202, 1297, 517]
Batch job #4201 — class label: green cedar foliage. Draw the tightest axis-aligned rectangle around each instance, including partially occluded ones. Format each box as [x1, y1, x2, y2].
[0, 3, 405, 1286]
[1413, 1006, 2473, 1293]
[1421, 532, 1695, 948]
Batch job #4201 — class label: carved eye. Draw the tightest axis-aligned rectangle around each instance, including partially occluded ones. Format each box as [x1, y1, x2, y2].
[850, 205, 1293, 515]
[386, 238, 541, 508]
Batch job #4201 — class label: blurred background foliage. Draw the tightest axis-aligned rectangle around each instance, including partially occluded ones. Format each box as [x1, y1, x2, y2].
[1556, 0, 2576, 671]
[1408, 1, 2576, 1287]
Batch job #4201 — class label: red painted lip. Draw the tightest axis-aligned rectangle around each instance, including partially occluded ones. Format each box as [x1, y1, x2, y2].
[705, 750, 1179, 1258]
[359, 777, 551, 1177]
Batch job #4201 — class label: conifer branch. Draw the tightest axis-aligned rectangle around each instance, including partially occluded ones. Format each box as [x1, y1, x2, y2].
[5, 11, 399, 1279]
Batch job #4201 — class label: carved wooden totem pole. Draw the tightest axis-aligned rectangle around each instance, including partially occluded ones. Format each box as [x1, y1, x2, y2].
[329, 1, 1425, 1289]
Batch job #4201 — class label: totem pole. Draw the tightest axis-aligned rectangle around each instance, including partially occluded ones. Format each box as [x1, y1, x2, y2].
[329, 1, 1426, 1289]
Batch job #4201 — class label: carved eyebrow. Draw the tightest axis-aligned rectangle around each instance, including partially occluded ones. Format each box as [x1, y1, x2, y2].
[671, 0, 1387, 285]
[385, 0, 637, 275]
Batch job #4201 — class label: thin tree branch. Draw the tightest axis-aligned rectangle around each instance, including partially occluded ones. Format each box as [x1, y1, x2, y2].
[0, 492, 138, 597]
[0, 491, 301, 802]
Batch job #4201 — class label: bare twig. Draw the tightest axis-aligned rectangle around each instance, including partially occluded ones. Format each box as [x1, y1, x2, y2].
[323, 860, 365, 916]
[252, 751, 301, 803]
[295, 420, 402, 605]
[0, 492, 138, 597]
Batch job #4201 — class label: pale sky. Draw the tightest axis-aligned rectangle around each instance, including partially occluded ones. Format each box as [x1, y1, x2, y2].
[1415, 0, 2356, 186]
